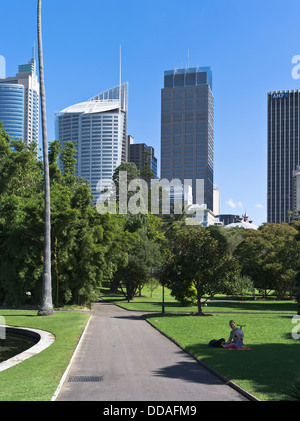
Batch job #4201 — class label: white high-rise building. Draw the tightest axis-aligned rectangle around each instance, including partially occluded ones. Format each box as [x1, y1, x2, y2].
[56, 83, 128, 202]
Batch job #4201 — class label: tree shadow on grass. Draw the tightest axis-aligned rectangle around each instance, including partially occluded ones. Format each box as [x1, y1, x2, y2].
[207, 301, 297, 314]
[186, 342, 300, 400]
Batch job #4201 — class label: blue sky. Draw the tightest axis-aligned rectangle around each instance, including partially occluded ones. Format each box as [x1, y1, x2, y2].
[1, 0, 300, 226]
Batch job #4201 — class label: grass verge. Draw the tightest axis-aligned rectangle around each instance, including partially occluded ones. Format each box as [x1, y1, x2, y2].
[0, 309, 90, 401]
[143, 312, 300, 401]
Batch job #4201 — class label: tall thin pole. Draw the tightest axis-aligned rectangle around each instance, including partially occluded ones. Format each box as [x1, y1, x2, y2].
[37, 0, 54, 316]
[119, 44, 122, 107]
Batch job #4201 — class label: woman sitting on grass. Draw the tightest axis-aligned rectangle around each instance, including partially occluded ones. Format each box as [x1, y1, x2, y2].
[222, 320, 250, 350]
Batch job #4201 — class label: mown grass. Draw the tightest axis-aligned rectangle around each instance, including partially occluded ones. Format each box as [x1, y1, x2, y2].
[101, 286, 297, 314]
[102, 286, 300, 401]
[143, 312, 300, 401]
[0, 309, 90, 401]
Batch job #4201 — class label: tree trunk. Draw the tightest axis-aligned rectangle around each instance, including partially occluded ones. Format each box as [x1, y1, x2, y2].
[197, 291, 203, 315]
[37, 0, 54, 316]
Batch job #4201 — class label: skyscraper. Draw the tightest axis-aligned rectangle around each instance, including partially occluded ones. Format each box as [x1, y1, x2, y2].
[56, 83, 128, 201]
[161, 66, 214, 210]
[0, 84, 24, 140]
[0, 50, 39, 144]
[267, 89, 300, 223]
[128, 136, 158, 179]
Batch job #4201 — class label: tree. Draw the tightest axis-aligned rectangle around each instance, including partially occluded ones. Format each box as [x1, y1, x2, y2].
[140, 150, 155, 186]
[109, 212, 165, 298]
[234, 223, 300, 299]
[163, 226, 239, 315]
[37, 0, 54, 316]
[60, 141, 77, 182]
[112, 162, 140, 205]
[0, 126, 133, 308]
[0, 129, 44, 307]
[48, 139, 62, 182]
[119, 233, 162, 301]
[291, 221, 300, 314]
[47, 140, 116, 307]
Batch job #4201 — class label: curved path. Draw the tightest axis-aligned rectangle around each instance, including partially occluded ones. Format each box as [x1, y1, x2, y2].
[55, 302, 248, 401]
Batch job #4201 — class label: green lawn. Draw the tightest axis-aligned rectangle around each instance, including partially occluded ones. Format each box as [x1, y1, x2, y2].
[102, 286, 300, 401]
[143, 312, 300, 401]
[101, 286, 297, 314]
[0, 309, 90, 401]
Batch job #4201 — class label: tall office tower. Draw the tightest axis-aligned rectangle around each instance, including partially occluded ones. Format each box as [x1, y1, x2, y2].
[0, 50, 39, 144]
[56, 83, 128, 201]
[128, 136, 158, 178]
[161, 66, 214, 210]
[267, 89, 300, 223]
[0, 84, 24, 140]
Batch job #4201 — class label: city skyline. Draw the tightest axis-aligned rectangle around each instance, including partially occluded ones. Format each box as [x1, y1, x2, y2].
[2, 0, 300, 226]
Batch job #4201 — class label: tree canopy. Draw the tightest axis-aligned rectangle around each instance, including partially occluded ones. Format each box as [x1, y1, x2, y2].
[163, 225, 239, 315]
[234, 222, 300, 299]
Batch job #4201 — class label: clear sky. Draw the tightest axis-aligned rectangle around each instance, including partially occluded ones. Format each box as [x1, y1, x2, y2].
[1, 0, 300, 226]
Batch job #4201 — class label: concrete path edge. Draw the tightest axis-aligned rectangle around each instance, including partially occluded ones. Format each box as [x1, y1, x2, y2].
[51, 314, 92, 401]
[143, 317, 260, 402]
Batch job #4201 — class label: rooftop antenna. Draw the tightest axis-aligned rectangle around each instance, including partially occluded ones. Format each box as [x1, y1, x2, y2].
[119, 44, 122, 106]
[188, 48, 189, 69]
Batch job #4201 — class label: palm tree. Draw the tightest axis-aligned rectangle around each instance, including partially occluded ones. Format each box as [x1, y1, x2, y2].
[37, 0, 54, 316]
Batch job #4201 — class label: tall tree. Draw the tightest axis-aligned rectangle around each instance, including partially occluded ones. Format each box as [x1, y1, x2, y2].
[234, 223, 300, 299]
[163, 226, 239, 315]
[37, 0, 54, 316]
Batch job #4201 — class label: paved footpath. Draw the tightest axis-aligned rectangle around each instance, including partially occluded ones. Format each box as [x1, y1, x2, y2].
[55, 302, 249, 401]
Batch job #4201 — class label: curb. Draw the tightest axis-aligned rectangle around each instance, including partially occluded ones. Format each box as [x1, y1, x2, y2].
[51, 314, 92, 401]
[0, 325, 55, 372]
[143, 317, 259, 402]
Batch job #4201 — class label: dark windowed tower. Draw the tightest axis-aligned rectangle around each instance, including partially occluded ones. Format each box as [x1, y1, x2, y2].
[128, 137, 158, 179]
[161, 67, 214, 210]
[267, 90, 300, 223]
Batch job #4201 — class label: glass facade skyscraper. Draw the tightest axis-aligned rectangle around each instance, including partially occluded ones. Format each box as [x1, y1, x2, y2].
[267, 89, 300, 223]
[0, 84, 24, 140]
[161, 67, 214, 210]
[56, 83, 128, 202]
[0, 52, 39, 144]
